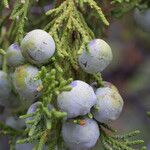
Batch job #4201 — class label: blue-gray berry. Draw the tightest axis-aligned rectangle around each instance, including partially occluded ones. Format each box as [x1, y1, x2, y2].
[7, 93, 33, 112]
[78, 39, 113, 74]
[21, 29, 55, 65]
[0, 71, 11, 106]
[57, 80, 97, 118]
[15, 143, 48, 150]
[15, 143, 34, 150]
[62, 118, 100, 150]
[26, 101, 42, 122]
[26, 102, 53, 126]
[5, 116, 25, 130]
[4, 93, 21, 110]
[6, 43, 25, 67]
[92, 83, 124, 123]
[12, 64, 43, 101]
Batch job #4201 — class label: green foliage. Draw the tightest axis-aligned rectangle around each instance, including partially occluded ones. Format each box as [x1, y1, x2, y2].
[45, 0, 108, 61]
[1, 0, 9, 8]
[0, 0, 32, 48]
[111, 0, 150, 17]
[0, 48, 6, 55]
[100, 123, 145, 150]
[111, 0, 131, 3]
[17, 65, 72, 150]
[44, 0, 108, 85]
[36, 65, 73, 104]
[0, 121, 26, 150]
[10, 0, 31, 43]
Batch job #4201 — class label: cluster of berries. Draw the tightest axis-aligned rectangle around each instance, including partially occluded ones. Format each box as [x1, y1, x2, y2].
[0, 29, 124, 150]
[58, 38, 123, 150]
[0, 29, 55, 109]
[27, 79, 123, 150]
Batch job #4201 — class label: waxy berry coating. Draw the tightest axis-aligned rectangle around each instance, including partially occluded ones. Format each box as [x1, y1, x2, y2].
[5, 116, 25, 130]
[15, 143, 34, 150]
[26, 102, 42, 125]
[62, 118, 100, 150]
[26, 102, 53, 126]
[6, 43, 25, 67]
[0, 71, 11, 106]
[92, 83, 124, 123]
[57, 80, 97, 118]
[15, 143, 48, 150]
[78, 39, 113, 74]
[12, 64, 42, 101]
[21, 29, 55, 65]
[27, 102, 42, 115]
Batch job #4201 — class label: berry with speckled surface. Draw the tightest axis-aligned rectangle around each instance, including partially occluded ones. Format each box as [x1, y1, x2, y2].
[57, 80, 97, 118]
[78, 39, 113, 74]
[21, 29, 55, 65]
[62, 118, 100, 150]
[92, 83, 124, 123]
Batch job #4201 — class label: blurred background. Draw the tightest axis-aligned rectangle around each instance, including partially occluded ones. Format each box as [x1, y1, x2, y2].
[100, 11, 150, 149]
[0, 1, 150, 149]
